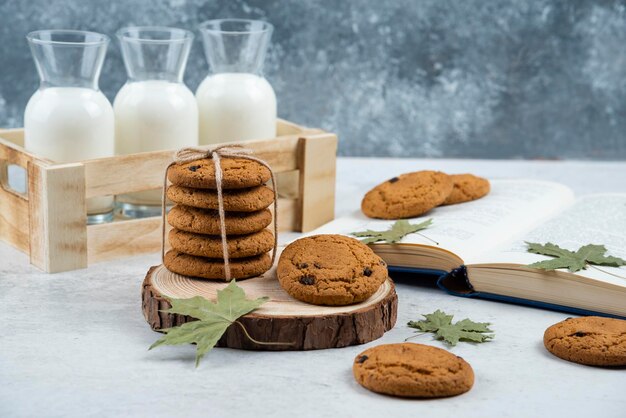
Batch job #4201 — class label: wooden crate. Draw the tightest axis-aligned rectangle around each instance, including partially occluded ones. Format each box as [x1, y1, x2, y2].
[0, 119, 337, 273]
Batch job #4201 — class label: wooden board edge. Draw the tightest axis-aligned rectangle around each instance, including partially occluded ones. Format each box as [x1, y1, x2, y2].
[142, 266, 398, 351]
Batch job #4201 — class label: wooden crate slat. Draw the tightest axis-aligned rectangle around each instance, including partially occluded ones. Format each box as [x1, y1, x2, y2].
[87, 197, 298, 263]
[0, 135, 52, 168]
[87, 216, 163, 263]
[275, 169, 300, 199]
[28, 162, 88, 272]
[297, 133, 338, 232]
[82, 135, 302, 198]
[0, 121, 304, 166]
[276, 119, 307, 136]
[0, 128, 25, 148]
[275, 197, 297, 232]
[0, 178, 30, 253]
[0, 132, 50, 255]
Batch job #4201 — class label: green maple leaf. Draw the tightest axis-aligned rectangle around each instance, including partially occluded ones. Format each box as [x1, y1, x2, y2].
[149, 280, 268, 367]
[407, 309, 494, 347]
[526, 242, 626, 273]
[352, 219, 433, 244]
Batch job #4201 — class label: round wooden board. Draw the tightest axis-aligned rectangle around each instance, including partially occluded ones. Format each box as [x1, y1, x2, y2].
[142, 264, 398, 350]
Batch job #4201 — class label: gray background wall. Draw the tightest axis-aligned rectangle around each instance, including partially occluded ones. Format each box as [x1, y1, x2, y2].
[0, 0, 625, 159]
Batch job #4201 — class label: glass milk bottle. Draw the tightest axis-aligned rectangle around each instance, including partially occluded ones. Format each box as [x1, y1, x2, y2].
[196, 19, 276, 145]
[24, 30, 115, 224]
[114, 27, 198, 218]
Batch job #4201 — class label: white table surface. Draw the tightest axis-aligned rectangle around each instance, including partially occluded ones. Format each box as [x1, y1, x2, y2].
[1, 157, 625, 418]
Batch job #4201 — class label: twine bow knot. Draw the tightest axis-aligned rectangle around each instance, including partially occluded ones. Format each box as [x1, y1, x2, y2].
[162, 145, 278, 281]
[174, 145, 253, 164]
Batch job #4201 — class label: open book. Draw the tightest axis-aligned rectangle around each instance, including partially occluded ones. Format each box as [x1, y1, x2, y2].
[313, 180, 626, 318]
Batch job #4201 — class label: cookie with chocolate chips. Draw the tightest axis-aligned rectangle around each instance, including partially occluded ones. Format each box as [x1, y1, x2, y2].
[276, 234, 388, 306]
[167, 157, 271, 189]
[543, 316, 626, 366]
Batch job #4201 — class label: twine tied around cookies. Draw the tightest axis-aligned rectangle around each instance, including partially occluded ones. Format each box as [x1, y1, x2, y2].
[161, 145, 279, 281]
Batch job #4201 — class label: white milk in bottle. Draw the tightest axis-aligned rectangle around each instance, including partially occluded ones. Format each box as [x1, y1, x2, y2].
[114, 80, 197, 154]
[196, 73, 276, 143]
[197, 19, 277, 145]
[114, 27, 197, 217]
[24, 30, 115, 223]
[25, 88, 114, 215]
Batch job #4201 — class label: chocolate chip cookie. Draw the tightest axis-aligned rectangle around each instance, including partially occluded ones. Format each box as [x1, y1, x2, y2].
[167, 185, 275, 212]
[167, 205, 272, 235]
[169, 228, 274, 259]
[277, 234, 388, 306]
[443, 174, 490, 205]
[164, 250, 272, 280]
[361, 171, 453, 219]
[543, 316, 626, 366]
[168, 157, 271, 189]
[353, 343, 475, 398]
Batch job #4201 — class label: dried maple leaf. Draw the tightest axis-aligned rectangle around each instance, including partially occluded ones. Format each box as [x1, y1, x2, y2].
[149, 280, 268, 367]
[407, 309, 494, 347]
[526, 242, 626, 273]
[352, 219, 434, 244]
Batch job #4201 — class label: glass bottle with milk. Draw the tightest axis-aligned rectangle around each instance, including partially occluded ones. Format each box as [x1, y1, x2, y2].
[24, 30, 115, 224]
[114, 27, 198, 218]
[197, 19, 276, 145]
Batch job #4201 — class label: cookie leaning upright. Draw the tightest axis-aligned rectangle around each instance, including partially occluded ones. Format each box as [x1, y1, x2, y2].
[163, 154, 276, 281]
[361, 171, 453, 219]
[353, 343, 474, 398]
[543, 316, 626, 366]
[277, 234, 388, 305]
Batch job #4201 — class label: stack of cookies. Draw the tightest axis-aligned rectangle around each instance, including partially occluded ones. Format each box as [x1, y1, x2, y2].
[361, 171, 490, 219]
[163, 157, 275, 280]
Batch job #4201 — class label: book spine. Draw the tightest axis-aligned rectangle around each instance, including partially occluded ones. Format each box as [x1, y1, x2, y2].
[436, 265, 475, 295]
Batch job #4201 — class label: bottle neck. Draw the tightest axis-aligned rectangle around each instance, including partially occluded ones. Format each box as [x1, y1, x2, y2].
[199, 19, 273, 77]
[118, 28, 193, 85]
[125, 72, 183, 83]
[27, 30, 108, 91]
[38, 78, 100, 90]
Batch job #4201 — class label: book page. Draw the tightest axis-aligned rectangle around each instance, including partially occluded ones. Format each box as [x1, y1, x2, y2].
[473, 194, 626, 287]
[312, 179, 575, 261]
